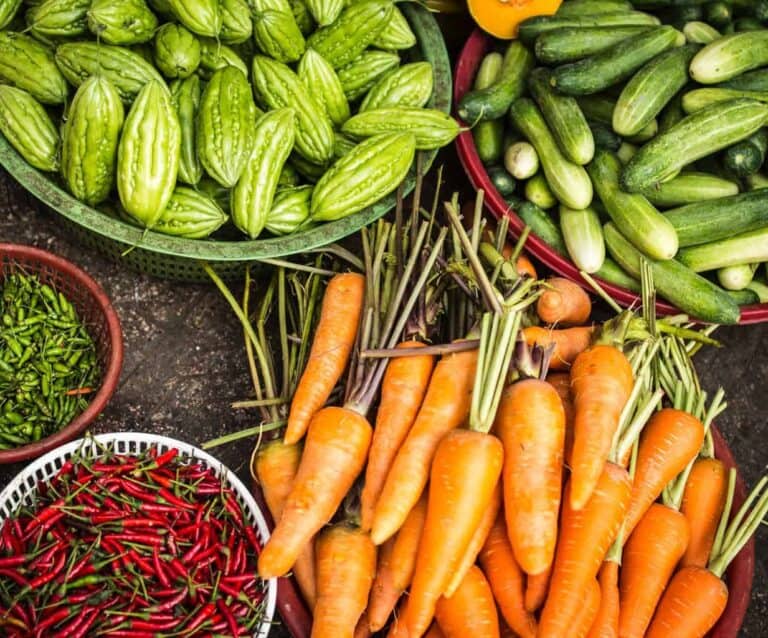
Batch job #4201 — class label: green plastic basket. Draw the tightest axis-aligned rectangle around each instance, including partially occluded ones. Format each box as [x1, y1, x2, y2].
[0, 4, 451, 282]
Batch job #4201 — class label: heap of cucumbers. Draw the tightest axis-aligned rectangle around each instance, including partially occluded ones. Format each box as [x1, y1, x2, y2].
[460, 0, 768, 324]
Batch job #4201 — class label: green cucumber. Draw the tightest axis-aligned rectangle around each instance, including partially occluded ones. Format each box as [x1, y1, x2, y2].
[533, 26, 652, 65]
[512, 198, 568, 256]
[504, 141, 539, 179]
[509, 98, 593, 210]
[663, 189, 768, 246]
[723, 129, 768, 177]
[613, 43, 700, 136]
[487, 165, 516, 196]
[524, 172, 557, 209]
[617, 142, 638, 164]
[726, 288, 760, 305]
[734, 18, 763, 32]
[677, 227, 768, 271]
[517, 11, 661, 45]
[528, 67, 594, 165]
[458, 41, 534, 124]
[719, 69, 768, 92]
[703, 1, 731, 28]
[472, 51, 504, 165]
[717, 263, 758, 290]
[621, 99, 768, 192]
[682, 21, 720, 44]
[589, 120, 622, 151]
[575, 95, 615, 124]
[658, 94, 685, 133]
[555, 0, 633, 16]
[746, 171, 768, 190]
[638, 171, 739, 207]
[690, 31, 768, 84]
[588, 149, 679, 260]
[682, 88, 768, 113]
[595, 256, 640, 292]
[626, 118, 658, 143]
[604, 222, 740, 323]
[560, 204, 605, 273]
[746, 280, 768, 303]
[551, 26, 680, 96]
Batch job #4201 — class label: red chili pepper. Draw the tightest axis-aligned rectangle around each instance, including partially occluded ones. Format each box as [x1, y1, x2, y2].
[217, 598, 242, 636]
[152, 546, 171, 588]
[217, 581, 242, 599]
[158, 488, 195, 511]
[97, 631, 154, 638]
[126, 616, 182, 631]
[119, 481, 158, 503]
[243, 526, 262, 554]
[182, 602, 216, 634]
[105, 533, 165, 546]
[147, 586, 188, 612]
[147, 470, 173, 489]
[29, 551, 66, 589]
[0, 555, 27, 569]
[151, 448, 178, 469]
[138, 502, 180, 516]
[33, 606, 72, 634]
[24, 498, 65, 533]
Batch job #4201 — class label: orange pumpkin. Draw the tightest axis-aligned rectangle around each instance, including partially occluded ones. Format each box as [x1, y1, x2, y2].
[468, 0, 563, 40]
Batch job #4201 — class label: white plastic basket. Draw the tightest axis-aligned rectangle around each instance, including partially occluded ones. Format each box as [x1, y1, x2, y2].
[0, 431, 277, 638]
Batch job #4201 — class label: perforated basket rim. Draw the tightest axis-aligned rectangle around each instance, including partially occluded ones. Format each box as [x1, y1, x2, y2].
[0, 431, 277, 638]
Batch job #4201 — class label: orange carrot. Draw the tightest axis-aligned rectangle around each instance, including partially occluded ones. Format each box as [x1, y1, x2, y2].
[523, 326, 594, 370]
[538, 462, 632, 638]
[516, 254, 538, 279]
[424, 624, 446, 638]
[524, 565, 551, 614]
[354, 612, 372, 638]
[435, 565, 500, 638]
[622, 408, 705, 539]
[546, 372, 575, 466]
[618, 504, 690, 638]
[479, 516, 537, 638]
[569, 343, 634, 510]
[536, 277, 592, 326]
[285, 272, 365, 445]
[253, 440, 316, 607]
[587, 560, 620, 638]
[495, 379, 565, 575]
[391, 429, 504, 638]
[645, 566, 728, 638]
[258, 406, 372, 578]
[311, 523, 376, 638]
[443, 480, 501, 597]
[681, 457, 728, 569]
[360, 341, 435, 531]
[571, 578, 602, 638]
[367, 492, 428, 632]
[370, 348, 478, 545]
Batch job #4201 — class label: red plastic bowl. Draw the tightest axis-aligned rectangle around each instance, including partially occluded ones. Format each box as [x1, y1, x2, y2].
[253, 424, 754, 638]
[0, 243, 123, 464]
[454, 28, 768, 325]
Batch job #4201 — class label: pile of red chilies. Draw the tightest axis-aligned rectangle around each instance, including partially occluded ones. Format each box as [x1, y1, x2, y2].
[0, 445, 267, 637]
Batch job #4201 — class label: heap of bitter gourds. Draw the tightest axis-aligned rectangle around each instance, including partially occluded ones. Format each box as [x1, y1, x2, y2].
[0, 0, 459, 239]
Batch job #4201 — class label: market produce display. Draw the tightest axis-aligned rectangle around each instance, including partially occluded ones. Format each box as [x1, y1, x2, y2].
[0, 0, 456, 241]
[458, 0, 768, 324]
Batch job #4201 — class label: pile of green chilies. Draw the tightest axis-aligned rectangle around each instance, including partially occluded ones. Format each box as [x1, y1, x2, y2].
[0, 443, 267, 637]
[0, 273, 100, 447]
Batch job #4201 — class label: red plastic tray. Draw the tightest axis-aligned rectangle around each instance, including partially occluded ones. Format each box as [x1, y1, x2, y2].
[454, 28, 768, 325]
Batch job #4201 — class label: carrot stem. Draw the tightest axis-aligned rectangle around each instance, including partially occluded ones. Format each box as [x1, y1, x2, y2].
[710, 468, 737, 563]
[361, 341, 480, 359]
[231, 397, 287, 409]
[579, 270, 622, 314]
[613, 388, 664, 465]
[202, 420, 287, 449]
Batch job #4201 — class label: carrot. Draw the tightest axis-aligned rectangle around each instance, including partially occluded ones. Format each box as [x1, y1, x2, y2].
[522, 326, 594, 370]
[524, 564, 551, 614]
[311, 523, 377, 638]
[443, 480, 501, 597]
[569, 341, 634, 510]
[479, 515, 537, 638]
[253, 440, 316, 607]
[495, 378, 565, 575]
[622, 408, 705, 539]
[546, 372, 575, 466]
[258, 406, 372, 578]
[536, 277, 592, 326]
[434, 565, 500, 638]
[538, 462, 632, 638]
[586, 560, 619, 638]
[516, 254, 538, 279]
[370, 347, 478, 545]
[360, 341, 435, 531]
[354, 613, 372, 638]
[285, 272, 365, 445]
[367, 492, 428, 632]
[391, 429, 504, 638]
[618, 503, 690, 638]
[424, 623, 446, 638]
[571, 578, 602, 638]
[681, 457, 728, 569]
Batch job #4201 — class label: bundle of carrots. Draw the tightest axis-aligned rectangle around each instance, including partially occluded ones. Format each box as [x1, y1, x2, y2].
[211, 184, 766, 638]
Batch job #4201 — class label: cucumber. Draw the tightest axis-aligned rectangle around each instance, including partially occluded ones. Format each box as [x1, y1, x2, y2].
[663, 189, 768, 246]
[525, 172, 557, 209]
[746, 171, 768, 190]
[682, 88, 768, 114]
[512, 198, 568, 255]
[617, 142, 638, 164]
[703, 1, 731, 29]
[595, 256, 641, 292]
[509, 98, 593, 210]
[682, 21, 720, 44]
[613, 44, 700, 136]
[638, 171, 740, 207]
[690, 32, 768, 84]
[621, 99, 768, 192]
[677, 227, 768, 271]
[504, 141, 539, 179]
[528, 67, 594, 165]
[726, 288, 760, 305]
[723, 129, 768, 177]
[589, 120, 622, 151]
[756, 0, 768, 22]
[588, 149, 679, 260]
[746, 280, 768, 303]
[551, 26, 680, 96]
[487, 165, 517, 197]
[734, 18, 764, 32]
[626, 118, 658, 144]
[669, 5, 703, 24]
[604, 222, 740, 324]
[517, 11, 661, 45]
[472, 52, 504, 164]
[458, 41, 534, 123]
[717, 263, 758, 290]
[560, 204, 605, 273]
[533, 26, 652, 65]
[555, 0, 633, 16]
[575, 95, 615, 124]
[719, 69, 768, 92]
[658, 94, 686, 133]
